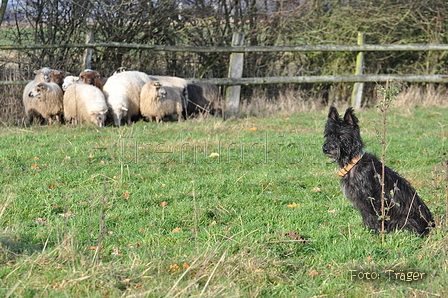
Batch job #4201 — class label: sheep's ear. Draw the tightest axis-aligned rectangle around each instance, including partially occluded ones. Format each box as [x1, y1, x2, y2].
[37, 83, 47, 90]
[51, 70, 60, 76]
[94, 72, 100, 78]
[102, 110, 108, 114]
[34, 69, 41, 74]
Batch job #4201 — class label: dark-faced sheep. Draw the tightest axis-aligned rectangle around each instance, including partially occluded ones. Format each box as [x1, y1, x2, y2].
[50, 70, 71, 89]
[140, 82, 183, 123]
[63, 84, 108, 127]
[79, 69, 107, 91]
[186, 82, 222, 117]
[103, 71, 153, 126]
[25, 82, 64, 125]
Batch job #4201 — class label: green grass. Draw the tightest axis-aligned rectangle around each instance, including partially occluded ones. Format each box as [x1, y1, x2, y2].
[0, 107, 447, 297]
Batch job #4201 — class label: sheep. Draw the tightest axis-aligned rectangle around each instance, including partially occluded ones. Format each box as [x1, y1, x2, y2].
[148, 75, 189, 114]
[79, 69, 107, 90]
[50, 70, 72, 89]
[140, 81, 183, 123]
[112, 66, 132, 75]
[23, 67, 55, 124]
[63, 84, 108, 127]
[186, 82, 222, 117]
[62, 76, 79, 91]
[32, 67, 53, 83]
[25, 82, 64, 125]
[102, 70, 153, 126]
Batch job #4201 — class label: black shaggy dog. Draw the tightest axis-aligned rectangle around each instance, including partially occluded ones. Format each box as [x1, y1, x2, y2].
[322, 106, 434, 236]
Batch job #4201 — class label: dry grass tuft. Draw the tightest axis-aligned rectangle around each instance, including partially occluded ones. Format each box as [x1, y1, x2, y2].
[240, 88, 325, 117]
[394, 84, 448, 108]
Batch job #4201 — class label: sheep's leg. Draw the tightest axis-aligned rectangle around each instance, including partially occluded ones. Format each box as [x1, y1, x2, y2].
[177, 102, 183, 122]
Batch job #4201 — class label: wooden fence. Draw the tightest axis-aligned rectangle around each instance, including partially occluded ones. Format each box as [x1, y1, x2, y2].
[2, 32, 448, 115]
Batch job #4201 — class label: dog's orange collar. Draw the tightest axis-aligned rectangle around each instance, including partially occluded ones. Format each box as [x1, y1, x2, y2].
[338, 152, 365, 178]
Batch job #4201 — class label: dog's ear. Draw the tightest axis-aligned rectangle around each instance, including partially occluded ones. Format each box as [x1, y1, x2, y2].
[328, 106, 339, 121]
[343, 107, 359, 126]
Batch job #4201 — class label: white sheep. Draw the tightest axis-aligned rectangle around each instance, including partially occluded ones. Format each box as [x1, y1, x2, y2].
[148, 75, 188, 112]
[102, 70, 152, 126]
[62, 76, 79, 91]
[140, 81, 183, 123]
[63, 84, 108, 127]
[25, 82, 64, 125]
[23, 67, 55, 124]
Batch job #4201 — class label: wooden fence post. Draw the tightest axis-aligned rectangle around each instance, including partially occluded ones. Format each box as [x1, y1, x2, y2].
[82, 31, 94, 70]
[225, 32, 245, 119]
[351, 32, 365, 109]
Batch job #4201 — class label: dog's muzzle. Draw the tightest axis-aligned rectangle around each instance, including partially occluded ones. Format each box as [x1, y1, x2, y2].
[322, 143, 337, 158]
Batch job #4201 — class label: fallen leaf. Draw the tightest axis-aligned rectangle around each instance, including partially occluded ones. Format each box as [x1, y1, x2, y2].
[209, 152, 220, 158]
[35, 218, 48, 225]
[160, 201, 168, 207]
[111, 247, 122, 256]
[90, 245, 104, 250]
[169, 264, 180, 272]
[309, 270, 319, 277]
[88, 153, 94, 159]
[59, 211, 75, 218]
[33, 156, 40, 160]
[30, 164, 40, 170]
[122, 191, 131, 199]
[48, 184, 55, 189]
[366, 255, 373, 263]
[287, 202, 300, 208]
[310, 187, 321, 193]
[183, 262, 189, 269]
[282, 230, 309, 245]
[328, 209, 336, 213]
[248, 126, 258, 131]
[172, 227, 182, 233]
[161, 184, 166, 187]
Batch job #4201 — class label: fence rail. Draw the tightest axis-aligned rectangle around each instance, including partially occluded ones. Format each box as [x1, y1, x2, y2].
[2, 42, 448, 53]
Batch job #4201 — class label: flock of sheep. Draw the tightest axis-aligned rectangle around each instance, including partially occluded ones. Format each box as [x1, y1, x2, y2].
[22, 67, 222, 127]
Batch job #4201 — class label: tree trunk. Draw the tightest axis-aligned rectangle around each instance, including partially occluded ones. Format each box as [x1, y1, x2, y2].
[0, 0, 9, 27]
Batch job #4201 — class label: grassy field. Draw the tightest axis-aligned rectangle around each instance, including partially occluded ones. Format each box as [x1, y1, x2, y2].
[0, 106, 447, 297]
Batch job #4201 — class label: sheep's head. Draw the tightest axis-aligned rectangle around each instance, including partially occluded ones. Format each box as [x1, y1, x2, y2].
[79, 70, 100, 85]
[153, 82, 166, 98]
[34, 67, 52, 82]
[92, 110, 108, 128]
[50, 70, 70, 87]
[113, 67, 129, 75]
[28, 83, 48, 99]
[62, 76, 79, 91]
